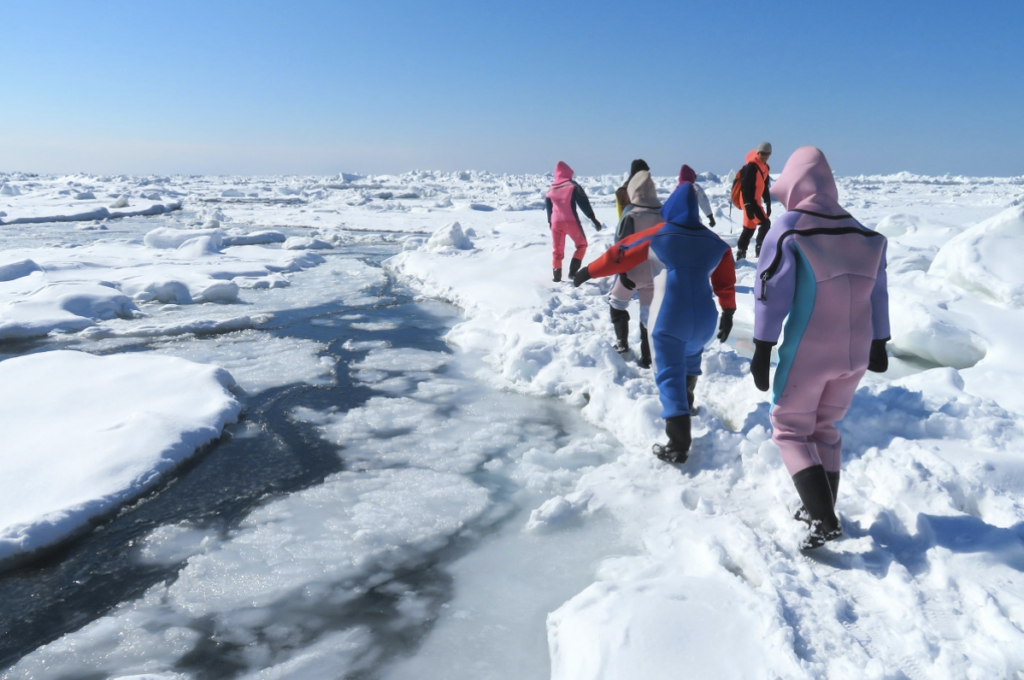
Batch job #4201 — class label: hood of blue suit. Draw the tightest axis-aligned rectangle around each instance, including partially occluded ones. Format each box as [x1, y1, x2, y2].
[661, 182, 702, 227]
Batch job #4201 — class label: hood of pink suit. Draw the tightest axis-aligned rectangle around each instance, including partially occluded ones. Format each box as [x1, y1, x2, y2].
[770, 146, 844, 215]
[552, 161, 574, 186]
[677, 164, 697, 186]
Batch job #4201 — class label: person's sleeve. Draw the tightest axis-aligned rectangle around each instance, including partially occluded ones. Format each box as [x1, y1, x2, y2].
[587, 224, 658, 278]
[573, 182, 598, 222]
[762, 176, 772, 209]
[614, 213, 634, 242]
[871, 239, 891, 340]
[615, 186, 628, 220]
[545, 197, 552, 226]
[695, 183, 713, 218]
[753, 217, 797, 343]
[710, 249, 737, 310]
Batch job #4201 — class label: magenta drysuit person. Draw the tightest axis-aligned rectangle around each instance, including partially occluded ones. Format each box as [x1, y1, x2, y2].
[752, 146, 890, 549]
[545, 161, 602, 282]
[677, 164, 716, 227]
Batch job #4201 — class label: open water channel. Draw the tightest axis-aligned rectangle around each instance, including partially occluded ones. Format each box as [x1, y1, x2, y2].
[0, 231, 627, 679]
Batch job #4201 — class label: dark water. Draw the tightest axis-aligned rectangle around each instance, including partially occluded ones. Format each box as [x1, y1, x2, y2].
[0, 246, 457, 670]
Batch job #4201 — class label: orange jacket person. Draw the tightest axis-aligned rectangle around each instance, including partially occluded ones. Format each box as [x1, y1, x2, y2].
[736, 142, 773, 260]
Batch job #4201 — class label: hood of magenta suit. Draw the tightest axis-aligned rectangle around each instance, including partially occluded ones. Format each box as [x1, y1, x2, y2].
[552, 161, 574, 186]
[769, 146, 843, 215]
[677, 164, 697, 186]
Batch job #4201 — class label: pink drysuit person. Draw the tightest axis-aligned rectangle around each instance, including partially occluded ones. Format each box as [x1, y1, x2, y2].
[545, 161, 602, 282]
[752, 146, 890, 549]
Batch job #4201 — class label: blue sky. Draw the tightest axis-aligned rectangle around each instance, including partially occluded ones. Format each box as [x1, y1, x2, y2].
[2, 0, 1022, 177]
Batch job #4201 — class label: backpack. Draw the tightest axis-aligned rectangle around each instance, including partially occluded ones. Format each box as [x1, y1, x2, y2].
[730, 171, 743, 212]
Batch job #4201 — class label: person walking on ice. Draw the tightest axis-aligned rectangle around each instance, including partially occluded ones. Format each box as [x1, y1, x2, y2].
[574, 181, 736, 463]
[734, 142, 773, 259]
[614, 158, 650, 219]
[545, 161, 602, 283]
[751, 146, 890, 549]
[677, 164, 716, 228]
[607, 169, 662, 367]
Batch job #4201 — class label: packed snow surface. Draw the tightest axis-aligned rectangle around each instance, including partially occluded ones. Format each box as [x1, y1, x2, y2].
[3, 167, 1024, 678]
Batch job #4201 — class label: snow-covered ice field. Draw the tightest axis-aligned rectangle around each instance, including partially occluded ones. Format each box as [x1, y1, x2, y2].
[2, 168, 1024, 679]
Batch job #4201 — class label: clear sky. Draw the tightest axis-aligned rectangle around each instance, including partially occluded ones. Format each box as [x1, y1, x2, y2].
[3, 0, 1022, 177]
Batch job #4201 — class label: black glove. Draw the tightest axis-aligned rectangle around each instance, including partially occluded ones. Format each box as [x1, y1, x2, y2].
[572, 266, 592, 288]
[717, 308, 735, 343]
[593, 219, 603, 232]
[619, 273, 636, 290]
[868, 338, 889, 373]
[745, 204, 757, 221]
[751, 339, 774, 392]
[760, 216, 771, 230]
[708, 215, 717, 228]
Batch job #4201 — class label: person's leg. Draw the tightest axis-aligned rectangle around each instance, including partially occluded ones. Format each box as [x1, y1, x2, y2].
[550, 222, 567, 281]
[755, 222, 771, 257]
[791, 464, 842, 549]
[812, 370, 865, 507]
[772, 364, 846, 547]
[650, 332, 692, 462]
[565, 221, 588, 267]
[770, 368, 827, 475]
[810, 371, 864, 473]
[608, 280, 633, 353]
[638, 286, 654, 368]
[736, 226, 754, 259]
[610, 307, 630, 353]
[652, 334, 689, 419]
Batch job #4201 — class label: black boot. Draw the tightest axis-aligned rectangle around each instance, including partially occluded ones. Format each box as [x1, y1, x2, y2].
[639, 324, 652, 368]
[736, 249, 747, 261]
[792, 465, 842, 549]
[826, 470, 840, 507]
[653, 415, 691, 464]
[610, 307, 630, 354]
[568, 257, 582, 278]
[686, 375, 699, 414]
[552, 268, 562, 283]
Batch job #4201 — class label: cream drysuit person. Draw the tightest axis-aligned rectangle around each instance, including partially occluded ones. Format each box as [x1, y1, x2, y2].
[607, 170, 662, 366]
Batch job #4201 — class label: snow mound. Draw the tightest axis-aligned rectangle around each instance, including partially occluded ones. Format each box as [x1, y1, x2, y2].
[0, 350, 240, 565]
[282, 236, 333, 250]
[425, 221, 473, 251]
[549, 577, 787, 680]
[109, 195, 130, 209]
[144, 227, 225, 250]
[222, 230, 287, 246]
[0, 183, 21, 196]
[0, 283, 142, 340]
[175, 235, 224, 257]
[930, 204, 1024, 306]
[0, 259, 42, 282]
[889, 284, 987, 369]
